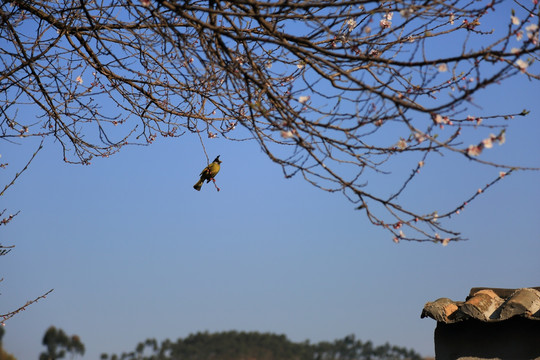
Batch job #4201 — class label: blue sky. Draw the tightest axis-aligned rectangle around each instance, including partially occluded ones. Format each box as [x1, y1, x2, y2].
[2, 3, 540, 360]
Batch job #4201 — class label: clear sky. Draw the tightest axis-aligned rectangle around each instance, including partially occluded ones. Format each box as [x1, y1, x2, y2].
[1, 4, 540, 360]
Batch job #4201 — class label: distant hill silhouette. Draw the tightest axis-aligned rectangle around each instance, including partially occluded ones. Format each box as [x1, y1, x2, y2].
[101, 331, 423, 360]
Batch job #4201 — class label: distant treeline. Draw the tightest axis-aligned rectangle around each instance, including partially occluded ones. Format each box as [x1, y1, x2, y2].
[101, 331, 423, 360]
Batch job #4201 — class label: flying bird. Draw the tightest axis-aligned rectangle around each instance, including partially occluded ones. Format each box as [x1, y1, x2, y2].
[193, 155, 222, 191]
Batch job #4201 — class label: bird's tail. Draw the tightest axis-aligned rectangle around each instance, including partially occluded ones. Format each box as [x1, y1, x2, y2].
[193, 178, 204, 191]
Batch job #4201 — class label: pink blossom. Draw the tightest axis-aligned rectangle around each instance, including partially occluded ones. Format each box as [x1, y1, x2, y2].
[466, 144, 482, 156]
[511, 16, 520, 26]
[281, 130, 294, 139]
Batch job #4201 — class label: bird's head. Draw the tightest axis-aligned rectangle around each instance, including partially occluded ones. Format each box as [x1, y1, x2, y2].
[213, 155, 222, 164]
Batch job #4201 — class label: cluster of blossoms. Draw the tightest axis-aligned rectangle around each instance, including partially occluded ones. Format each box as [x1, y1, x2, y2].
[466, 130, 506, 156]
[0, 213, 16, 226]
[513, 14, 538, 72]
[380, 12, 393, 29]
[346, 18, 357, 32]
[515, 20, 539, 44]
[432, 113, 455, 130]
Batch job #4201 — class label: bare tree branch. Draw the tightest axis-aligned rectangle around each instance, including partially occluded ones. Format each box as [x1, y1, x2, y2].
[1, 0, 539, 242]
[0, 289, 54, 324]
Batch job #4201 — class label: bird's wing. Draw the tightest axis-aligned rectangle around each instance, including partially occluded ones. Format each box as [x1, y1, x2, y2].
[199, 165, 211, 177]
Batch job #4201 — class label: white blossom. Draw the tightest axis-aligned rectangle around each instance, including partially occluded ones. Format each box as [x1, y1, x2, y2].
[526, 24, 539, 44]
[498, 130, 506, 145]
[482, 137, 493, 149]
[299, 95, 310, 104]
[346, 18, 357, 32]
[526, 24, 538, 32]
[516, 59, 528, 72]
[380, 19, 391, 29]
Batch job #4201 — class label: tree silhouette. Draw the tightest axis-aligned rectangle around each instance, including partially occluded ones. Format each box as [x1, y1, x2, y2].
[1, 0, 539, 242]
[39, 326, 85, 360]
[0, 327, 17, 360]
